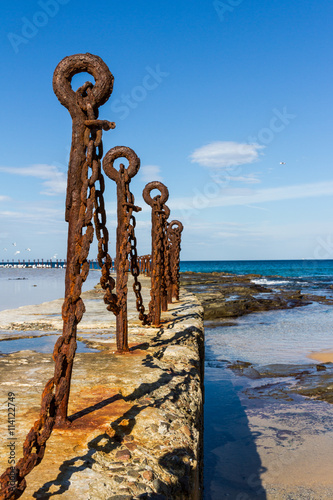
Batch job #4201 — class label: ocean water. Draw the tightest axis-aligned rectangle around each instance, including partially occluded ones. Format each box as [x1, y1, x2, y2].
[205, 302, 333, 365]
[188, 261, 333, 498]
[0, 267, 102, 312]
[180, 258, 333, 278]
[0, 268, 104, 354]
[1, 261, 333, 363]
[184, 260, 333, 365]
[181, 260, 333, 364]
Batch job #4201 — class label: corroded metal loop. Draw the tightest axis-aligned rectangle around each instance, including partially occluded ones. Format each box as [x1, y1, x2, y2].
[143, 181, 169, 207]
[163, 204, 170, 219]
[53, 53, 114, 116]
[103, 146, 140, 183]
[168, 220, 183, 233]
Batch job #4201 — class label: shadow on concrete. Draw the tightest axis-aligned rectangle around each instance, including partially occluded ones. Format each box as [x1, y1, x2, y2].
[69, 394, 121, 422]
[34, 320, 203, 498]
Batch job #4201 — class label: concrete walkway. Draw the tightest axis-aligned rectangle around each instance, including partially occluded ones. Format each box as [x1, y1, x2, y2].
[0, 278, 204, 499]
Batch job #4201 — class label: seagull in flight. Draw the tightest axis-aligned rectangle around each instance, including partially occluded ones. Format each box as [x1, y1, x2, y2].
[280, 162, 286, 165]
[12, 242, 17, 246]
[26, 248, 31, 251]
[14, 250, 20, 256]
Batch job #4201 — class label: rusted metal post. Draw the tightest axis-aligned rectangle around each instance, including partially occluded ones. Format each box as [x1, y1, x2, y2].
[168, 220, 183, 301]
[161, 204, 170, 312]
[165, 225, 174, 304]
[140, 256, 144, 274]
[52, 54, 114, 425]
[143, 181, 169, 326]
[145, 255, 151, 276]
[0, 53, 115, 500]
[103, 146, 141, 352]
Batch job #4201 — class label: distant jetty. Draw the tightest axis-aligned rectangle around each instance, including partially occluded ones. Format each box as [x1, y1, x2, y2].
[0, 260, 102, 269]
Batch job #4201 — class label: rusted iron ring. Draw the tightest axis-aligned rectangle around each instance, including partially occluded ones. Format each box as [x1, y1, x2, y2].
[53, 53, 114, 115]
[102, 146, 140, 182]
[168, 220, 183, 233]
[143, 181, 169, 207]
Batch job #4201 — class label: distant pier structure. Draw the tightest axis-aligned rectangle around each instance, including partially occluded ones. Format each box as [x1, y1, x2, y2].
[0, 259, 102, 270]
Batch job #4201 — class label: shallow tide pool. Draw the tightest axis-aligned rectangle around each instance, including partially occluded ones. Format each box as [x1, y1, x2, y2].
[0, 334, 98, 354]
[205, 302, 333, 365]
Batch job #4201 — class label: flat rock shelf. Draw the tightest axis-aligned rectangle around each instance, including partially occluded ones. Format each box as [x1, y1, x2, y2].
[0, 277, 204, 500]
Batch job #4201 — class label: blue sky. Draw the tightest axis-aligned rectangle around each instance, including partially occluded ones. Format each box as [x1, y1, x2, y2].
[1, 0, 333, 261]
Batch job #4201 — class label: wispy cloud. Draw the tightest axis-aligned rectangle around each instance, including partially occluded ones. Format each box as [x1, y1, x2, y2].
[190, 141, 265, 168]
[0, 164, 66, 195]
[0, 206, 63, 225]
[169, 180, 333, 211]
[211, 173, 261, 184]
[0, 195, 11, 202]
[229, 175, 260, 184]
[140, 164, 163, 182]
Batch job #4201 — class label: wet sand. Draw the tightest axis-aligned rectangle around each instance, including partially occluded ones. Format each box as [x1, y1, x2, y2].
[308, 349, 333, 363]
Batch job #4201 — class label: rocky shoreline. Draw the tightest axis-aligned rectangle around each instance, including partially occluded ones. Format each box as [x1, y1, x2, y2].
[181, 271, 333, 406]
[181, 271, 333, 322]
[194, 271, 333, 498]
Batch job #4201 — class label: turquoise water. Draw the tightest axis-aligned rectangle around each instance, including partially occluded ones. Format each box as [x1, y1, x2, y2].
[181, 259, 333, 296]
[180, 259, 333, 278]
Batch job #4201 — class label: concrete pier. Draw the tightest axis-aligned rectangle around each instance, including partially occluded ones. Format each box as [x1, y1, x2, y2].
[0, 277, 204, 499]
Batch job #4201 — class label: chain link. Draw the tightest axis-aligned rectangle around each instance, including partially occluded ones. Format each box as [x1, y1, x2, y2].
[147, 198, 165, 322]
[123, 172, 151, 325]
[0, 81, 114, 500]
[169, 222, 183, 301]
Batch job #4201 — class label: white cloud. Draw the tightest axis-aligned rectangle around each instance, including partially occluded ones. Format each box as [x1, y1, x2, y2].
[0, 164, 66, 195]
[140, 165, 163, 182]
[190, 141, 265, 168]
[169, 180, 333, 211]
[0, 195, 11, 202]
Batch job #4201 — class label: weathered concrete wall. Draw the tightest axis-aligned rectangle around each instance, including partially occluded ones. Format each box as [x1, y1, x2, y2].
[0, 282, 204, 499]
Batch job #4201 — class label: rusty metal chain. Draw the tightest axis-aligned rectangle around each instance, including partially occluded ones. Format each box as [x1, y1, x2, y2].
[160, 204, 170, 311]
[168, 220, 183, 301]
[143, 181, 169, 326]
[103, 146, 151, 351]
[0, 54, 115, 500]
[125, 183, 151, 325]
[138, 254, 151, 276]
[163, 219, 173, 305]
[93, 159, 119, 315]
[148, 197, 164, 323]
[117, 166, 132, 327]
[0, 52, 183, 500]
